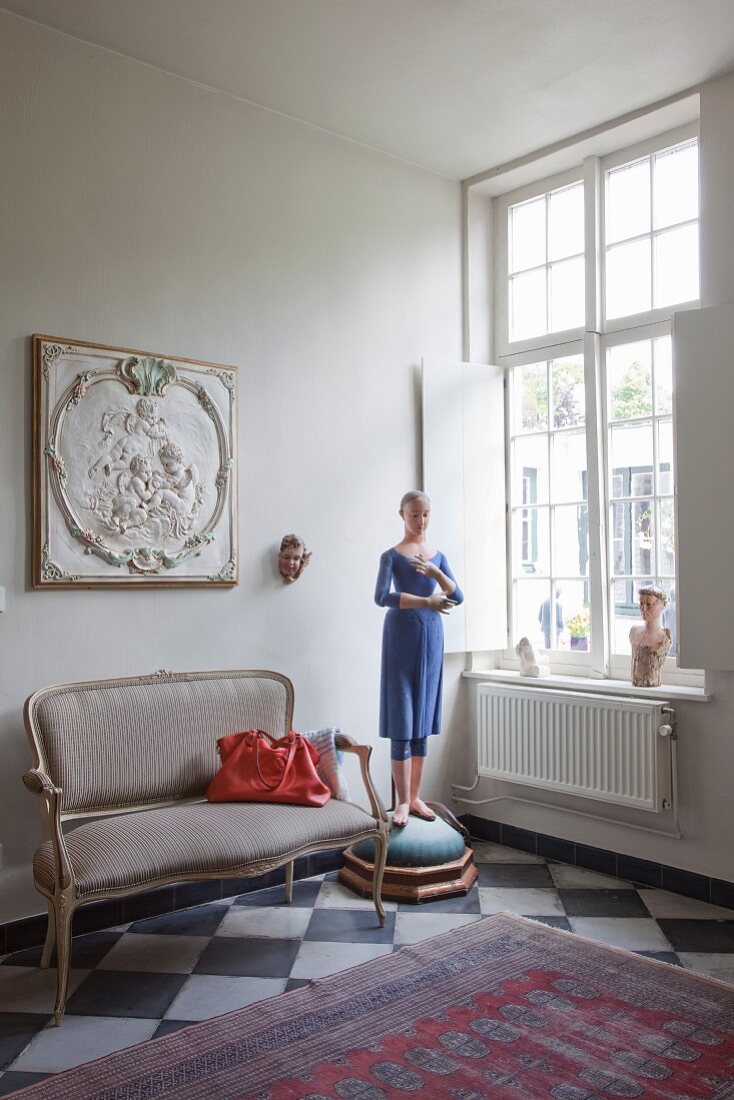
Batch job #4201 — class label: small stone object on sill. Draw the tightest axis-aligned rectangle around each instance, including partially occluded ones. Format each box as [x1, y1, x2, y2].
[515, 637, 541, 677]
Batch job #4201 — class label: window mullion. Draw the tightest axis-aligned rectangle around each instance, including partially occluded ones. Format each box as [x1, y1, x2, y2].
[583, 329, 609, 677]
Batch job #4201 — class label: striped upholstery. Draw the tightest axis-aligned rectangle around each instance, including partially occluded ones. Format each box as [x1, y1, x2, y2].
[28, 672, 292, 814]
[33, 800, 375, 898]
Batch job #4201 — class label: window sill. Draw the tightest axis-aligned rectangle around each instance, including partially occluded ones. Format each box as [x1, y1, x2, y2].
[462, 668, 711, 703]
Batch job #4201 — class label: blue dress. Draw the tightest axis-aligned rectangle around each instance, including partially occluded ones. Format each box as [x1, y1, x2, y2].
[374, 549, 464, 743]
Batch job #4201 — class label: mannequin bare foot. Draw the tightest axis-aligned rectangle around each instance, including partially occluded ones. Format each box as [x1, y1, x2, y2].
[409, 798, 436, 821]
[392, 802, 410, 828]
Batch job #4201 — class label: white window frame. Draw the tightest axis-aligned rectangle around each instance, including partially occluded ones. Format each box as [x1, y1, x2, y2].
[495, 122, 702, 687]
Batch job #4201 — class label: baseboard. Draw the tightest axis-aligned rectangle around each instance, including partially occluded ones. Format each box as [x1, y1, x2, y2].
[0, 849, 344, 955]
[460, 814, 734, 911]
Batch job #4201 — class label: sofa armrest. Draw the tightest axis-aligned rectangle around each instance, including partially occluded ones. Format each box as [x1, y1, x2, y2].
[334, 735, 387, 823]
[22, 770, 74, 891]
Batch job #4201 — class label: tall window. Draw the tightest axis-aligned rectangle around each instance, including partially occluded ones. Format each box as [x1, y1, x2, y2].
[498, 126, 698, 677]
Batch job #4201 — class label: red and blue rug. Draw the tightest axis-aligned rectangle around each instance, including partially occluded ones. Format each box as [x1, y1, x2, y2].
[7, 912, 734, 1099]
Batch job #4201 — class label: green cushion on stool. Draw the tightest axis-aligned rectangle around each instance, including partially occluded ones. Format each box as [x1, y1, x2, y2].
[352, 813, 466, 867]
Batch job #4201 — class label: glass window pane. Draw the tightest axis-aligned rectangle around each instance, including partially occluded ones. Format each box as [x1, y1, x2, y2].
[608, 342, 652, 420]
[661, 578, 678, 656]
[561, 583, 592, 652]
[654, 224, 699, 308]
[607, 158, 650, 244]
[510, 197, 546, 273]
[659, 499, 676, 575]
[611, 503, 631, 577]
[551, 430, 587, 504]
[511, 268, 547, 341]
[610, 423, 654, 486]
[657, 419, 674, 495]
[606, 238, 651, 319]
[654, 142, 698, 230]
[512, 506, 549, 575]
[654, 336, 673, 414]
[632, 499, 655, 575]
[548, 183, 584, 261]
[538, 583, 565, 650]
[551, 356, 585, 428]
[514, 578, 550, 651]
[549, 256, 584, 332]
[514, 362, 548, 432]
[611, 579, 653, 655]
[513, 435, 549, 505]
[554, 504, 589, 577]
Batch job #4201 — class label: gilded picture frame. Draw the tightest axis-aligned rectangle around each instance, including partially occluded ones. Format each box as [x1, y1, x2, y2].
[33, 335, 238, 587]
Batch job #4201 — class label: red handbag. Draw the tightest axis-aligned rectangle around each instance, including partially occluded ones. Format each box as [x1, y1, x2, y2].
[205, 729, 331, 806]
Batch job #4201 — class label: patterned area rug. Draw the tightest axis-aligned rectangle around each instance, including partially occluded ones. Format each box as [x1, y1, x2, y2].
[7, 912, 734, 1099]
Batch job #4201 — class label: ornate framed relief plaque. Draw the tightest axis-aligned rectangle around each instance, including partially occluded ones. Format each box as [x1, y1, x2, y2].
[33, 335, 238, 587]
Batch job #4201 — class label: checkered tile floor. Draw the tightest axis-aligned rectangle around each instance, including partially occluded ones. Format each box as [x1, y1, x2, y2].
[2, 840, 734, 1095]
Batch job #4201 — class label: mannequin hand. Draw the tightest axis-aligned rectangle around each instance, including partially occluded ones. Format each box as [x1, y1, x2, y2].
[411, 554, 440, 579]
[426, 592, 457, 614]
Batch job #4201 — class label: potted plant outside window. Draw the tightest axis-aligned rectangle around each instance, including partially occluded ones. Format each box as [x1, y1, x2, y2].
[566, 609, 590, 651]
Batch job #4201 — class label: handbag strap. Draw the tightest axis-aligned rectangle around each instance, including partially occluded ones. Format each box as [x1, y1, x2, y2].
[254, 731, 297, 791]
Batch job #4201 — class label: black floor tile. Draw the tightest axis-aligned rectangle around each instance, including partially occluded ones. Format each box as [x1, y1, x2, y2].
[173, 881, 224, 909]
[0, 1070, 54, 1095]
[500, 825, 538, 854]
[194, 936, 300, 977]
[65, 970, 187, 1019]
[0, 1015, 51, 1070]
[3, 916, 49, 954]
[398, 890, 481, 915]
[656, 919, 734, 953]
[123, 886, 177, 924]
[234, 880, 322, 908]
[537, 835, 576, 864]
[1, 929, 123, 970]
[465, 817, 501, 843]
[128, 903, 228, 937]
[304, 909, 395, 943]
[558, 890, 649, 918]
[476, 864, 554, 889]
[711, 878, 734, 911]
[152, 1019, 194, 1039]
[635, 951, 682, 966]
[285, 978, 311, 992]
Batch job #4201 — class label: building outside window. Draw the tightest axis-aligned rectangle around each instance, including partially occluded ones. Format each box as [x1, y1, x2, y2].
[497, 127, 698, 679]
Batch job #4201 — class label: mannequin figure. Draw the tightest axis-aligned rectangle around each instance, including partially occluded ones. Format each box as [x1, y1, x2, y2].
[374, 491, 463, 828]
[629, 585, 671, 687]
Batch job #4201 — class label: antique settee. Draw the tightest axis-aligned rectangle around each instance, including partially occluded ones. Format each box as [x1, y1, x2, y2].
[22, 669, 389, 1024]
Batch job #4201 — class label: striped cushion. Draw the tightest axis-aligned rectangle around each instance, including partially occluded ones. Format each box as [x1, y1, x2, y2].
[33, 799, 377, 898]
[29, 673, 291, 814]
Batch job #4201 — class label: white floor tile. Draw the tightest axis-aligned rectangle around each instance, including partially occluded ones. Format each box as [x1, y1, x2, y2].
[164, 974, 287, 1020]
[9, 1015, 159, 1073]
[314, 880, 398, 911]
[471, 842, 545, 864]
[677, 953, 734, 985]
[96, 934, 209, 973]
[569, 917, 673, 952]
[393, 912, 482, 946]
[637, 889, 734, 919]
[0, 967, 88, 1014]
[478, 888, 565, 917]
[290, 941, 392, 979]
[548, 864, 631, 890]
[216, 906, 312, 939]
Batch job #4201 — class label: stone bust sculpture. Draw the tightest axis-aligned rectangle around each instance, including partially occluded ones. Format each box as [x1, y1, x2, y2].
[278, 534, 311, 584]
[515, 636, 541, 677]
[629, 584, 672, 687]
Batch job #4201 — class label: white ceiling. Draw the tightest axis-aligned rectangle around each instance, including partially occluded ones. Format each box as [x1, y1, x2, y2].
[3, 0, 734, 180]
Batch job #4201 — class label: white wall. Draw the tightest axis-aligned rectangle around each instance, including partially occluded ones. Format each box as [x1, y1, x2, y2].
[0, 13, 462, 922]
[449, 72, 734, 884]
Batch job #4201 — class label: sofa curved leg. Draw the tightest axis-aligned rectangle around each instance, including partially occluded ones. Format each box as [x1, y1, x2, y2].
[52, 895, 74, 1026]
[371, 830, 388, 927]
[40, 900, 56, 969]
[284, 860, 294, 905]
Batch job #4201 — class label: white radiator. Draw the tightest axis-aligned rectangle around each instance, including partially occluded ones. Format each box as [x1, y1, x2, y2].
[477, 684, 673, 813]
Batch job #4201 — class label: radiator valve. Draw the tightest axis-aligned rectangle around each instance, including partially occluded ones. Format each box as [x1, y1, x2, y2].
[659, 724, 673, 738]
